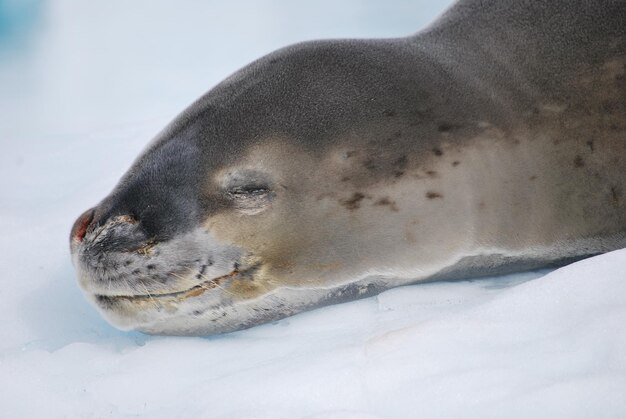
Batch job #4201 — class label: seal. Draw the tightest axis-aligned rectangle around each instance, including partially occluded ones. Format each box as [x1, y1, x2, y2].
[70, 0, 626, 336]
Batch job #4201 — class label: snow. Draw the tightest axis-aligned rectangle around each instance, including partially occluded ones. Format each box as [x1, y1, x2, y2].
[1, 1, 625, 418]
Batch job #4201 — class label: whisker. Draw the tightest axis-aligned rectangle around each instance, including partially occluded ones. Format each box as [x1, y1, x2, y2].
[139, 281, 161, 311]
[170, 270, 203, 289]
[193, 270, 238, 297]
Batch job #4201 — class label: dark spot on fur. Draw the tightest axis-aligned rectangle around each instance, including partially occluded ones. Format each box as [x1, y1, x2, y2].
[146, 264, 156, 270]
[363, 159, 377, 171]
[374, 197, 399, 211]
[342, 192, 366, 210]
[394, 155, 408, 169]
[426, 170, 438, 177]
[452, 161, 460, 167]
[611, 186, 622, 206]
[199, 264, 207, 276]
[124, 260, 132, 266]
[432, 147, 443, 156]
[383, 109, 396, 117]
[341, 176, 351, 182]
[426, 191, 443, 199]
[437, 122, 457, 132]
[394, 131, 402, 138]
[132, 269, 141, 275]
[529, 175, 537, 181]
[393, 171, 405, 178]
[586, 140, 595, 152]
[95, 295, 115, 310]
[193, 310, 203, 316]
[574, 155, 585, 168]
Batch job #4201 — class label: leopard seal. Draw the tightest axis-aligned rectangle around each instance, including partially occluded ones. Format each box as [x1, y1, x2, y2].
[70, 0, 626, 336]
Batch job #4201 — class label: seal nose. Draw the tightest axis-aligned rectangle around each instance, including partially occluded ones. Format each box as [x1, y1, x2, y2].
[70, 208, 95, 244]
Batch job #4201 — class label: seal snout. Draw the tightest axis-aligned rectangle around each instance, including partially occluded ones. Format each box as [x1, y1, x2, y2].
[70, 208, 95, 244]
[70, 208, 149, 254]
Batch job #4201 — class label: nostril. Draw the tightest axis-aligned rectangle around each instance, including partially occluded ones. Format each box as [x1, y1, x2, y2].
[71, 208, 95, 244]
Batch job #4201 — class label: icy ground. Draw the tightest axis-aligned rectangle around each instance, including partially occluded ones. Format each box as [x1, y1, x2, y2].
[1, 1, 625, 418]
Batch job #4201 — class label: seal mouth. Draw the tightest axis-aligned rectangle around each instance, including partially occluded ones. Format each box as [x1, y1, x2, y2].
[94, 264, 259, 304]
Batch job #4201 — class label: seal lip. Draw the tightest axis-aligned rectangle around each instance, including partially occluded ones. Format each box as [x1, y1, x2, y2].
[93, 264, 259, 303]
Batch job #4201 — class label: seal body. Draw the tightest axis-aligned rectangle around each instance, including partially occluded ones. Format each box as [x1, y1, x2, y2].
[70, 0, 626, 335]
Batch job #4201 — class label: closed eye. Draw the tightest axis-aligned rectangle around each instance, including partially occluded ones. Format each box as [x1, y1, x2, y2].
[228, 185, 270, 196]
[220, 169, 275, 214]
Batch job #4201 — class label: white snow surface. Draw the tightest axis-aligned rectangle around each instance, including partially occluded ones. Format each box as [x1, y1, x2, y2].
[1, 1, 625, 418]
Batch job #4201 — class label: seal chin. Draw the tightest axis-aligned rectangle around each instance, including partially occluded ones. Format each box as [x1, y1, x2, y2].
[118, 273, 388, 336]
[88, 266, 259, 334]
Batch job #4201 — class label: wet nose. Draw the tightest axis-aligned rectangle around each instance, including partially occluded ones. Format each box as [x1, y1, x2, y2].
[70, 207, 151, 252]
[70, 208, 95, 244]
